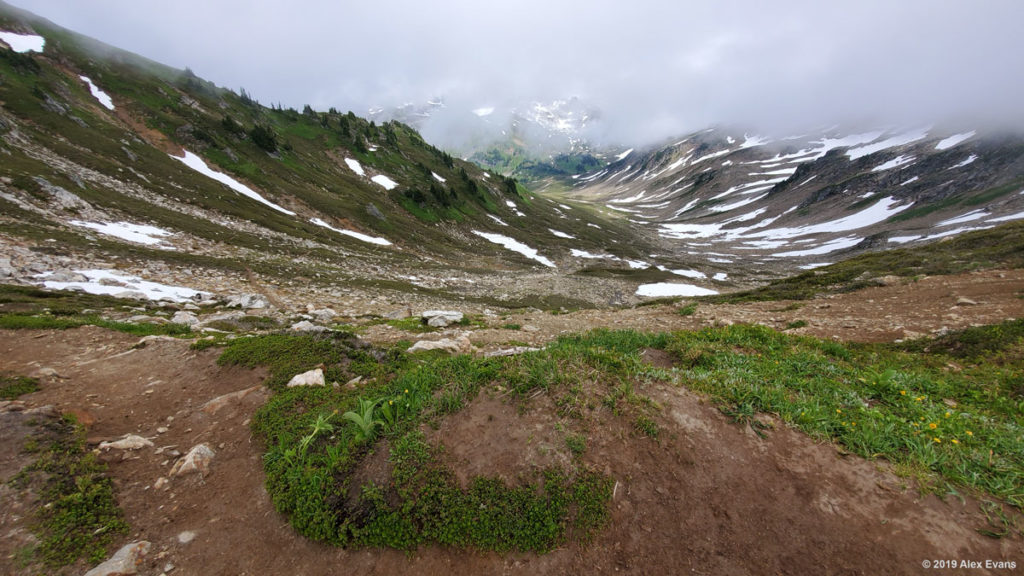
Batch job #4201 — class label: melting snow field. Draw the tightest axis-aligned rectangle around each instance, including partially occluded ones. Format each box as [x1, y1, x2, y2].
[344, 158, 365, 176]
[70, 220, 174, 247]
[432, 172, 446, 183]
[79, 76, 114, 110]
[549, 229, 575, 239]
[37, 269, 208, 302]
[172, 151, 296, 216]
[473, 231, 555, 268]
[371, 175, 398, 190]
[0, 31, 45, 53]
[310, 218, 391, 246]
[635, 283, 718, 297]
[871, 155, 914, 172]
[936, 131, 975, 150]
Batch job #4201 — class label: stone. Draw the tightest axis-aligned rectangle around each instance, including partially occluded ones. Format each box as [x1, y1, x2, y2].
[153, 477, 168, 490]
[177, 530, 196, 544]
[201, 385, 263, 414]
[484, 346, 542, 358]
[384, 309, 411, 320]
[421, 310, 463, 328]
[226, 293, 269, 309]
[290, 320, 329, 332]
[287, 368, 325, 388]
[99, 434, 154, 451]
[407, 335, 473, 355]
[955, 297, 978, 306]
[83, 541, 150, 576]
[521, 324, 540, 332]
[170, 443, 215, 477]
[170, 311, 199, 327]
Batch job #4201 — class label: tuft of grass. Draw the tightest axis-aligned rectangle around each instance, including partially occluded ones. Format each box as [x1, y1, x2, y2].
[17, 415, 130, 568]
[677, 302, 698, 316]
[634, 415, 659, 439]
[0, 312, 192, 337]
[0, 373, 39, 400]
[502, 323, 522, 331]
[784, 320, 808, 330]
[565, 433, 587, 457]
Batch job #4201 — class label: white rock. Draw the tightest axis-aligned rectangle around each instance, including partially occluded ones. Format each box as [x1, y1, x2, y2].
[177, 530, 196, 544]
[83, 541, 151, 576]
[170, 310, 199, 326]
[287, 368, 325, 387]
[290, 320, 329, 332]
[484, 346, 542, 357]
[421, 310, 463, 327]
[99, 434, 154, 451]
[226, 293, 269, 309]
[170, 443, 215, 477]
[407, 336, 473, 355]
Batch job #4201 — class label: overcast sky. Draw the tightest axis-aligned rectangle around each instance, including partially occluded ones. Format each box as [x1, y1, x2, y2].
[12, 0, 1024, 146]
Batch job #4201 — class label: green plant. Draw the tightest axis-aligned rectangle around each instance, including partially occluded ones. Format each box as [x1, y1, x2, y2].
[634, 415, 659, 439]
[0, 373, 39, 399]
[342, 397, 381, 444]
[785, 319, 808, 330]
[565, 433, 587, 457]
[502, 323, 522, 330]
[677, 302, 698, 316]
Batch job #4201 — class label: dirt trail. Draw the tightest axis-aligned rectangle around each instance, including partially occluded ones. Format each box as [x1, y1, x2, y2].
[0, 267, 1022, 575]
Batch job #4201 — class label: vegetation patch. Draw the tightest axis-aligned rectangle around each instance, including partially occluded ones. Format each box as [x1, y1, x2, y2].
[11, 415, 129, 569]
[0, 373, 39, 400]
[221, 329, 677, 552]
[663, 322, 1024, 508]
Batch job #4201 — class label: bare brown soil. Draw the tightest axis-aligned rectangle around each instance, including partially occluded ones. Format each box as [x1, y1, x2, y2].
[1, 268, 1022, 575]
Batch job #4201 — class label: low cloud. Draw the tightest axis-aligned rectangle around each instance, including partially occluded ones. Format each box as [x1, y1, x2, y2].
[19, 0, 1024, 146]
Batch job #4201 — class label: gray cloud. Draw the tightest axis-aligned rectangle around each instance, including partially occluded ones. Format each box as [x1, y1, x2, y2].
[14, 0, 1024, 145]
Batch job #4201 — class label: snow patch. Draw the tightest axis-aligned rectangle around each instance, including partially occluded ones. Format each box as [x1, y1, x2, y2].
[344, 158, 365, 176]
[172, 151, 295, 216]
[935, 131, 975, 150]
[371, 174, 398, 190]
[37, 269, 208, 302]
[473, 107, 495, 117]
[871, 155, 915, 172]
[846, 128, 929, 160]
[0, 31, 45, 53]
[900, 176, 920, 186]
[774, 236, 862, 257]
[615, 148, 634, 161]
[310, 218, 391, 246]
[431, 172, 446, 183]
[487, 214, 509, 226]
[987, 210, 1024, 223]
[549, 229, 575, 239]
[712, 272, 728, 281]
[472, 231, 555, 268]
[70, 220, 173, 248]
[937, 210, 987, 227]
[948, 155, 978, 169]
[636, 283, 718, 298]
[79, 76, 114, 110]
[656, 266, 705, 279]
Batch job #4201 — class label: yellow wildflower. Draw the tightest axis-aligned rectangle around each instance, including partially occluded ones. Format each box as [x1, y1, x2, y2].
[388, 400, 393, 405]
[836, 409, 842, 414]
[945, 411, 951, 418]
[933, 437, 941, 443]
[900, 390, 906, 396]
[966, 430, 973, 436]
[928, 422, 937, 429]
[951, 439, 960, 445]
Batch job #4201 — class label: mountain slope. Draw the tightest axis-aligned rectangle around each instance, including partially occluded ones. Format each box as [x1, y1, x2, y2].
[556, 126, 1024, 287]
[0, 3, 658, 310]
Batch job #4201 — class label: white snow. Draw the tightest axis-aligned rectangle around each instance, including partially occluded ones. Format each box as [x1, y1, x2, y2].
[473, 107, 495, 117]
[712, 272, 728, 281]
[635, 283, 718, 297]
[846, 127, 929, 160]
[371, 174, 398, 190]
[559, 204, 572, 210]
[487, 214, 509, 226]
[948, 155, 978, 169]
[70, 220, 173, 247]
[935, 131, 975, 150]
[656, 266, 705, 279]
[986, 210, 1024, 223]
[774, 236, 862, 257]
[0, 31, 45, 53]
[740, 135, 770, 149]
[691, 149, 732, 165]
[549, 229, 575, 239]
[799, 263, 832, 270]
[625, 260, 650, 270]
[432, 172, 447, 183]
[726, 136, 735, 144]
[37, 269, 207, 302]
[889, 235, 922, 244]
[615, 148, 634, 161]
[172, 151, 296, 216]
[472, 231, 555, 268]
[748, 196, 911, 239]
[709, 258, 733, 264]
[871, 155, 915, 172]
[310, 218, 391, 246]
[901, 176, 920, 186]
[505, 200, 517, 208]
[79, 76, 114, 110]
[344, 158, 365, 176]
[937, 210, 987, 227]
[570, 249, 606, 259]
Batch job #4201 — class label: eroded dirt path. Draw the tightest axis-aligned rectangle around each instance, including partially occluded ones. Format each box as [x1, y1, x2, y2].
[1, 267, 1022, 575]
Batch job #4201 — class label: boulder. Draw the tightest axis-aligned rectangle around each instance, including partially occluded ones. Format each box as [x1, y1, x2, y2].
[83, 541, 151, 576]
[421, 310, 463, 327]
[407, 335, 473, 355]
[171, 310, 199, 327]
[201, 385, 263, 415]
[170, 443, 215, 477]
[226, 293, 269, 309]
[287, 368, 325, 387]
[291, 320, 329, 332]
[484, 346, 542, 358]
